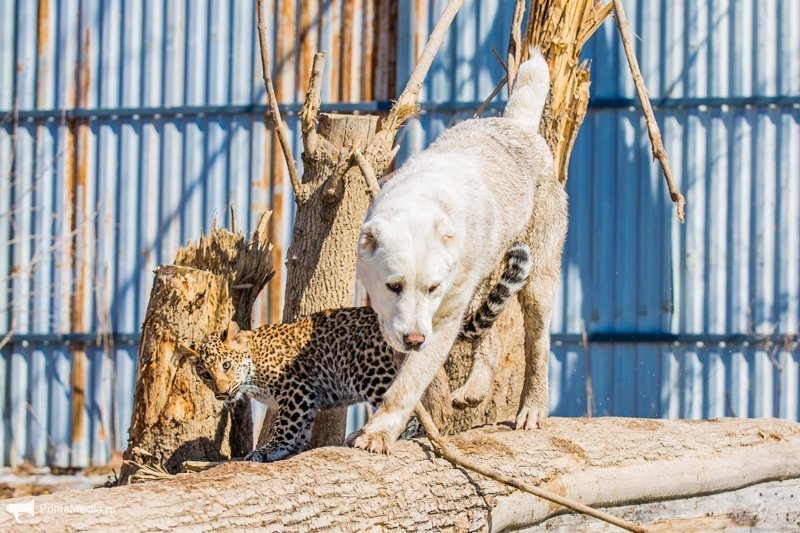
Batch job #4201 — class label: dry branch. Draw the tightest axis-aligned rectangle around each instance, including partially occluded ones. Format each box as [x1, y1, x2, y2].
[506, 0, 526, 93]
[353, 148, 380, 198]
[413, 405, 646, 532]
[299, 52, 328, 155]
[520, 0, 613, 184]
[473, 76, 507, 118]
[5, 418, 799, 531]
[380, 0, 465, 133]
[612, 0, 686, 222]
[256, 0, 304, 200]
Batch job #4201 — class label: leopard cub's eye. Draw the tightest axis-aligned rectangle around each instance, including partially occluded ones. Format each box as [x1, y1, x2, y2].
[386, 282, 403, 294]
[198, 370, 212, 381]
[222, 361, 231, 371]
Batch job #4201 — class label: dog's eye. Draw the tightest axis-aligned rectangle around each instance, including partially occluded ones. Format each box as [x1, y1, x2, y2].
[386, 282, 403, 294]
[428, 284, 439, 294]
[222, 361, 231, 371]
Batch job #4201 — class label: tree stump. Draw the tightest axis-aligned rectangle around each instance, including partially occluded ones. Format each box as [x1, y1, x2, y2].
[117, 213, 273, 484]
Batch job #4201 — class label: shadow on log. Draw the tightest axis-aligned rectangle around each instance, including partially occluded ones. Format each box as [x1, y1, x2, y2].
[12, 418, 798, 530]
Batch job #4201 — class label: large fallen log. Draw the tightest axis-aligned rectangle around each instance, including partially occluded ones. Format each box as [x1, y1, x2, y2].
[3, 418, 798, 531]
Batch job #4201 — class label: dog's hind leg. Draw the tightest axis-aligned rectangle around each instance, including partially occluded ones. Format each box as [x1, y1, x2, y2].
[515, 177, 568, 430]
[452, 327, 500, 409]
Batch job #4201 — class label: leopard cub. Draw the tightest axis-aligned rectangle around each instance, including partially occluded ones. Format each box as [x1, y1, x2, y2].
[181, 243, 531, 462]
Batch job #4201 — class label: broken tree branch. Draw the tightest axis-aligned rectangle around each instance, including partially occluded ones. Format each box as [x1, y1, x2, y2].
[299, 52, 329, 155]
[256, 0, 304, 201]
[353, 148, 380, 198]
[612, 0, 686, 223]
[413, 405, 647, 533]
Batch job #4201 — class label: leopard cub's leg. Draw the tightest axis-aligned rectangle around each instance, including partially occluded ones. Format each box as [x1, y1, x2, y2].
[245, 391, 317, 462]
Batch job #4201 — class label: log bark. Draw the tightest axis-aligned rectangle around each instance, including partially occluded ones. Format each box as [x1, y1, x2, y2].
[117, 215, 273, 485]
[538, 478, 800, 531]
[14, 418, 799, 531]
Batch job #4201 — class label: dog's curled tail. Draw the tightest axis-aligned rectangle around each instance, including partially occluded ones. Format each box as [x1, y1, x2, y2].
[458, 243, 532, 342]
[503, 48, 550, 131]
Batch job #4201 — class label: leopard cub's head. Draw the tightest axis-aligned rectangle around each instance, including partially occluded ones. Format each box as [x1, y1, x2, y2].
[181, 322, 253, 408]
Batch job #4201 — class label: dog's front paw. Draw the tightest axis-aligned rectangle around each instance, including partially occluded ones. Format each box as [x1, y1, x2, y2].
[346, 429, 393, 455]
[515, 405, 547, 430]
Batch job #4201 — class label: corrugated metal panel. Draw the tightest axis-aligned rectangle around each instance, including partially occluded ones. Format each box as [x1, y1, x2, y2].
[0, 0, 396, 467]
[1, 0, 798, 467]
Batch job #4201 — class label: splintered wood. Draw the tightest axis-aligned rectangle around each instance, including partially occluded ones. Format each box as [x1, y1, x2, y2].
[509, 0, 613, 184]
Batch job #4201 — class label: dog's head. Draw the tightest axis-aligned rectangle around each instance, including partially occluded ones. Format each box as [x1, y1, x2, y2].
[357, 211, 460, 353]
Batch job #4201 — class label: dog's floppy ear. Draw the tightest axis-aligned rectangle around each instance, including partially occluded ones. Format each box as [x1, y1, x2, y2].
[221, 321, 240, 344]
[434, 216, 456, 246]
[358, 220, 382, 256]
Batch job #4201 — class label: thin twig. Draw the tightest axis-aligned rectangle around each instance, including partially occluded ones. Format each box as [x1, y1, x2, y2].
[581, 318, 594, 418]
[473, 76, 508, 118]
[491, 47, 508, 72]
[256, 0, 304, 201]
[353, 148, 381, 198]
[413, 404, 647, 533]
[612, 0, 685, 223]
[181, 460, 227, 473]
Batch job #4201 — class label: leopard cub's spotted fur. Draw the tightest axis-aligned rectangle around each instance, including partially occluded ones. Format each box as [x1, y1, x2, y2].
[183, 244, 531, 462]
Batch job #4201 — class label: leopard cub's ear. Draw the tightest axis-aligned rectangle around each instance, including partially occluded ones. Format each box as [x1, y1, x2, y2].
[222, 321, 241, 344]
[229, 333, 248, 352]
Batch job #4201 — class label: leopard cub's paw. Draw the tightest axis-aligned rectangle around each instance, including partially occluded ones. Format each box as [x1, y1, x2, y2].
[244, 449, 269, 463]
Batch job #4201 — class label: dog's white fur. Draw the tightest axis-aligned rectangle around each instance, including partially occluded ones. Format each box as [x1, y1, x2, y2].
[351, 50, 568, 453]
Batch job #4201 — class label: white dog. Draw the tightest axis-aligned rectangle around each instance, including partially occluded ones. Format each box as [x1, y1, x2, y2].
[351, 50, 568, 453]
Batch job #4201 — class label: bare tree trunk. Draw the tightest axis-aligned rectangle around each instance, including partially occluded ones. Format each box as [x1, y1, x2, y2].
[118, 215, 273, 484]
[9, 418, 799, 531]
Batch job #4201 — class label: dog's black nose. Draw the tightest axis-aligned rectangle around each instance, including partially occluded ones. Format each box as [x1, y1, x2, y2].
[403, 332, 425, 349]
